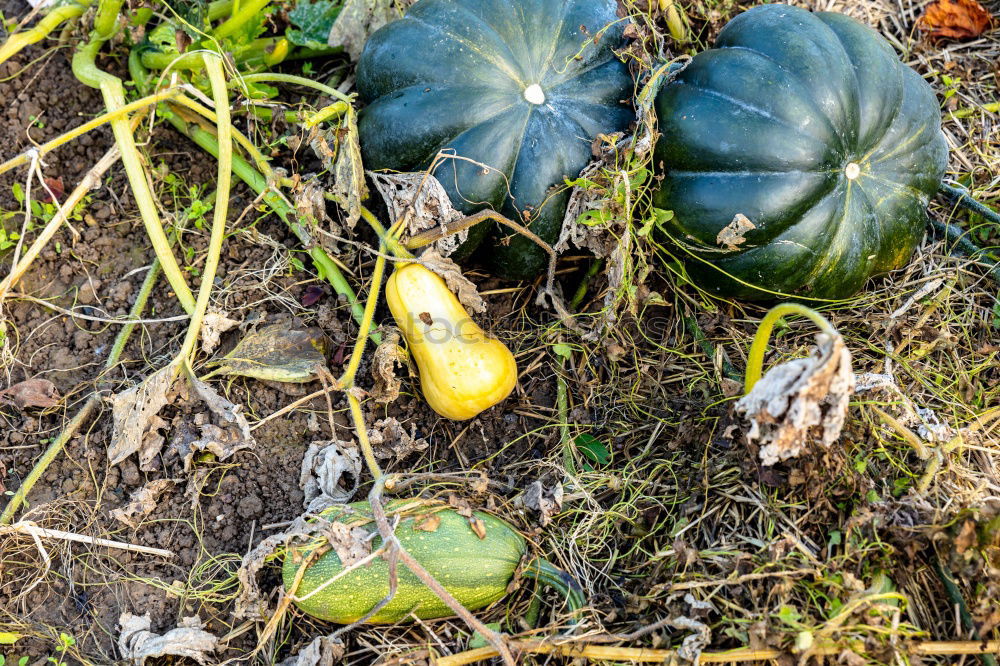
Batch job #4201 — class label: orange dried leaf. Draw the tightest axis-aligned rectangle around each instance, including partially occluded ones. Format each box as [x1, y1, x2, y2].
[919, 0, 992, 40]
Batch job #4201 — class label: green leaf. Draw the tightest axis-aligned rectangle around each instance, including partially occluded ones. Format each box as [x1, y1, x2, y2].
[0, 631, 21, 644]
[574, 433, 611, 466]
[208, 324, 329, 383]
[551, 343, 573, 359]
[468, 622, 501, 650]
[287, 0, 343, 49]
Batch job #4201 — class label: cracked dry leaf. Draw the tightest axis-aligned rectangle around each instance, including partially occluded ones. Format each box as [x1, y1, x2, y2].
[109, 364, 177, 467]
[0, 378, 60, 409]
[736, 332, 854, 466]
[209, 324, 328, 383]
[716, 214, 756, 251]
[368, 417, 429, 461]
[176, 377, 255, 471]
[311, 107, 367, 228]
[418, 247, 486, 313]
[919, 0, 992, 39]
[200, 310, 239, 355]
[369, 171, 469, 256]
[300, 440, 362, 512]
[523, 480, 564, 527]
[327, 0, 406, 60]
[278, 635, 346, 666]
[110, 479, 179, 528]
[321, 519, 372, 568]
[118, 613, 217, 665]
[371, 330, 407, 403]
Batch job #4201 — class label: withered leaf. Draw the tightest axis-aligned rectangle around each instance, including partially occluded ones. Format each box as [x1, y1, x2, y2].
[523, 480, 564, 527]
[370, 331, 408, 404]
[278, 635, 346, 666]
[369, 171, 469, 257]
[311, 107, 367, 228]
[300, 440, 362, 512]
[955, 519, 978, 554]
[468, 516, 487, 540]
[200, 310, 239, 355]
[368, 417, 429, 462]
[118, 613, 218, 665]
[321, 520, 372, 568]
[414, 513, 441, 532]
[109, 365, 176, 467]
[110, 479, 180, 528]
[0, 378, 60, 410]
[736, 331, 854, 466]
[716, 214, 756, 251]
[418, 248, 486, 313]
[209, 324, 328, 384]
[919, 0, 992, 39]
[327, 0, 405, 60]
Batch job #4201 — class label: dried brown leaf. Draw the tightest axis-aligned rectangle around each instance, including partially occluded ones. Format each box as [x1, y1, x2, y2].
[109, 365, 176, 467]
[955, 519, 978, 554]
[468, 516, 487, 540]
[370, 330, 407, 403]
[716, 214, 756, 251]
[322, 520, 372, 567]
[278, 635, 346, 666]
[200, 310, 239, 356]
[736, 332, 854, 466]
[368, 417, 429, 462]
[110, 479, 179, 528]
[369, 171, 469, 256]
[326, 0, 405, 61]
[919, 0, 992, 39]
[0, 378, 60, 409]
[418, 247, 485, 313]
[414, 513, 441, 532]
[118, 613, 217, 665]
[523, 480, 564, 527]
[311, 107, 367, 228]
[300, 440, 362, 512]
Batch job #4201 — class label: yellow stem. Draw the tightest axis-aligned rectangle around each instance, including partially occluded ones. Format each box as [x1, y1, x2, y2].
[178, 54, 232, 360]
[744, 303, 836, 394]
[349, 392, 382, 480]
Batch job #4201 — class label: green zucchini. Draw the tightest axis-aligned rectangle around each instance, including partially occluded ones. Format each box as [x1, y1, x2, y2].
[282, 499, 582, 624]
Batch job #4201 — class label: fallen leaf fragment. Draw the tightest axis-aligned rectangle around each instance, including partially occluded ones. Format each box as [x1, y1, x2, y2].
[320, 519, 372, 568]
[418, 247, 486, 313]
[0, 378, 60, 410]
[110, 479, 180, 528]
[369, 171, 469, 257]
[736, 332, 854, 466]
[200, 310, 239, 355]
[522, 480, 564, 527]
[918, 0, 992, 39]
[327, 0, 405, 60]
[278, 635, 346, 666]
[368, 417, 429, 462]
[370, 330, 407, 403]
[117, 613, 217, 665]
[716, 214, 756, 251]
[300, 440, 362, 512]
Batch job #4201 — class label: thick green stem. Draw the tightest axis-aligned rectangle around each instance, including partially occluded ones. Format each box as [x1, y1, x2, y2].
[0, 259, 163, 524]
[359, 206, 413, 259]
[238, 72, 354, 104]
[744, 303, 836, 394]
[73, 33, 195, 314]
[0, 1, 92, 66]
[523, 557, 587, 624]
[939, 183, 1000, 226]
[212, 0, 271, 40]
[178, 54, 232, 361]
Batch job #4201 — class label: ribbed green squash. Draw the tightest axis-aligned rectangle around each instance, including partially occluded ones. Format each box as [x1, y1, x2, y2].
[652, 4, 949, 300]
[356, 0, 634, 279]
[283, 500, 558, 624]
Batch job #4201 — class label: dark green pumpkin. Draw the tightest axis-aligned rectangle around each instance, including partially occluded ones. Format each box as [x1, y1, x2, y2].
[356, 0, 635, 279]
[652, 4, 948, 300]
